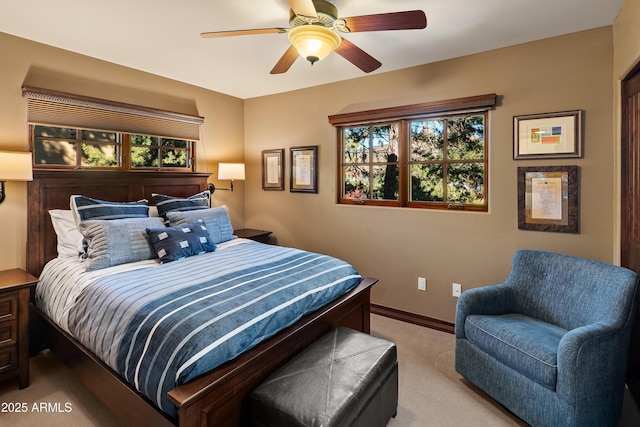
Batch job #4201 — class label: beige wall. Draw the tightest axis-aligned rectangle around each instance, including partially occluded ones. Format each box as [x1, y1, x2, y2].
[0, 32, 246, 272]
[244, 27, 615, 323]
[613, 0, 640, 264]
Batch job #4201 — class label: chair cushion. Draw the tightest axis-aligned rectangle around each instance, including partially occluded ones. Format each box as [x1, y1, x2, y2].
[464, 313, 567, 389]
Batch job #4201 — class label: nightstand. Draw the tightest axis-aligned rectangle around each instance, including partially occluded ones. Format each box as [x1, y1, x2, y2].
[0, 268, 38, 389]
[235, 228, 273, 244]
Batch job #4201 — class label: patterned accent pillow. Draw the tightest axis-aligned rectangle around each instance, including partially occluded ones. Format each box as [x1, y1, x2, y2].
[70, 195, 149, 226]
[79, 217, 164, 271]
[166, 205, 234, 244]
[152, 191, 210, 219]
[146, 220, 216, 263]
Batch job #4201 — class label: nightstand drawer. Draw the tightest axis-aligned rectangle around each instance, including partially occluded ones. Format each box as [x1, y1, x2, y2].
[0, 321, 17, 346]
[0, 345, 17, 375]
[0, 294, 17, 321]
[0, 269, 38, 389]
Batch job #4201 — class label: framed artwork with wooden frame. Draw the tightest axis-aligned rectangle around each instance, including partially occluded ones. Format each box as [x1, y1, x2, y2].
[517, 166, 579, 233]
[513, 110, 583, 159]
[262, 149, 284, 190]
[290, 145, 318, 193]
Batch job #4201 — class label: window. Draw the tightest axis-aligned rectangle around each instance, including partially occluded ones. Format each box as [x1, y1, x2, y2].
[331, 94, 496, 211]
[32, 125, 120, 168]
[130, 135, 190, 169]
[30, 125, 193, 170]
[343, 123, 400, 201]
[23, 86, 202, 172]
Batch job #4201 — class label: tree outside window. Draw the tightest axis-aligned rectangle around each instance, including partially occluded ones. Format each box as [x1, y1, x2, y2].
[333, 94, 494, 212]
[31, 125, 193, 171]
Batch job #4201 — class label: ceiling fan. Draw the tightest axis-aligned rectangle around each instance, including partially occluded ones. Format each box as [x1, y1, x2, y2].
[201, 0, 427, 74]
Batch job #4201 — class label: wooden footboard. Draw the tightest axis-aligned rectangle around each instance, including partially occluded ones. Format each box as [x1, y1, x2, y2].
[27, 170, 377, 426]
[170, 277, 375, 427]
[30, 277, 376, 427]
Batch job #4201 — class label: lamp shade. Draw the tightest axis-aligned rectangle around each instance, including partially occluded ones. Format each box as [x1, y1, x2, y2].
[0, 151, 33, 181]
[218, 163, 245, 181]
[288, 25, 342, 64]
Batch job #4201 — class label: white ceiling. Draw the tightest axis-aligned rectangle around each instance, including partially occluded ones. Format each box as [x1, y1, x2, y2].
[0, 0, 624, 100]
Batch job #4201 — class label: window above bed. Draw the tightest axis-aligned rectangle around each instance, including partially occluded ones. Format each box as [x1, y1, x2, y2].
[31, 124, 193, 170]
[23, 86, 202, 172]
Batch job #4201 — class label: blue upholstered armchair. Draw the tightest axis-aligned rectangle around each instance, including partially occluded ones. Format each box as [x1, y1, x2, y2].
[455, 250, 639, 427]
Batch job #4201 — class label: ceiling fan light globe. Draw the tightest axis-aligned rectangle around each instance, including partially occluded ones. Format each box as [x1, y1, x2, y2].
[288, 25, 341, 64]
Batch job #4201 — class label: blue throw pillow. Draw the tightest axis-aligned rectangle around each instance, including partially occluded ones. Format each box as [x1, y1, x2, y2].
[71, 195, 149, 223]
[79, 217, 165, 271]
[152, 191, 210, 219]
[166, 205, 234, 245]
[146, 221, 216, 263]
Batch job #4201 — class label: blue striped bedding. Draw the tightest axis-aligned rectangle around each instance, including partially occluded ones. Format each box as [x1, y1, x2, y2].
[36, 239, 361, 418]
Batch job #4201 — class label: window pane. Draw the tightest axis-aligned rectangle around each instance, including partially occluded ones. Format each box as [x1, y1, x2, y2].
[343, 165, 369, 200]
[343, 127, 369, 163]
[411, 164, 444, 202]
[447, 162, 485, 204]
[34, 125, 76, 139]
[162, 138, 188, 148]
[372, 164, 399, 200]
[411, 120, 444, 161]
[131, 146, 158, 167]
[33, 140, 76, 165]
[131, 134, 158, 146]
[372, 124, 399, 163]
[80, 129, 116, 142]
[447, 115, 485, 160]
[161, 148, 188, 167]
[81, 143, 118, 167]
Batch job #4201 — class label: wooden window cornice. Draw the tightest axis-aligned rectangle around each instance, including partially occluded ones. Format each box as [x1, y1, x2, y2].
[328, 93, 497, 126]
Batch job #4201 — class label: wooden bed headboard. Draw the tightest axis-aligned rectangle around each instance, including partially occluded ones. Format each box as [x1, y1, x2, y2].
[27, 169, 210, 277]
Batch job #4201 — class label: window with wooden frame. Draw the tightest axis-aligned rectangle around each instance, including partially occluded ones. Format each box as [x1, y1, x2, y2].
[330, 94, 497, 211]
[23, 87, 203, 171]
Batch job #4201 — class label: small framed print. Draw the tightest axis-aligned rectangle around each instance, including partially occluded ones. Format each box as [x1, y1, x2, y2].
[290, 146, 318, 193]
[517, 166, 579, 233]
[262, 149, 284, 191]
[513, 110, 583, 159]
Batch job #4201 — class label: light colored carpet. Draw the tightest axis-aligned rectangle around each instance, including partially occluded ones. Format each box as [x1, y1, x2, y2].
[1, 314, 639, 426]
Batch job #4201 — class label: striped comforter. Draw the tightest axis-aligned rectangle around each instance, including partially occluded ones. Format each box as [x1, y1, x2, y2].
[36, 239, 361, 418]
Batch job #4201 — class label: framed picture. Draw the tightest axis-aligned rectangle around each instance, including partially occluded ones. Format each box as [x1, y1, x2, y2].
[517, 166, 579, 233]
[262, 149, 284, 190]
[513, 110, 583, 159]
[290, 145, 318, 193]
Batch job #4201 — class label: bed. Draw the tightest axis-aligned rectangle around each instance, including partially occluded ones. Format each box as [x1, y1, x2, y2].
[27, 169, 377, 427]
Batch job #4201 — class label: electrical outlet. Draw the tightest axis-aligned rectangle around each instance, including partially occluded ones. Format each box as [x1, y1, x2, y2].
[418, 277, 426, 291]
[452, 283, 462, 297]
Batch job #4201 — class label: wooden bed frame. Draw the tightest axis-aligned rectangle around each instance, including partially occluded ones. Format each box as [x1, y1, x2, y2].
[27, 169, 377, 427]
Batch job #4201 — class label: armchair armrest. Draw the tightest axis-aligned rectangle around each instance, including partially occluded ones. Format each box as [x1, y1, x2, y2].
[556, 320, 631, 403]
[455, 284, 515, 338]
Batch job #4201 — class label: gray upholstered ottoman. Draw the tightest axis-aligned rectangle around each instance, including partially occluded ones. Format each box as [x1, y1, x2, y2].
[250, 327, 398, 427]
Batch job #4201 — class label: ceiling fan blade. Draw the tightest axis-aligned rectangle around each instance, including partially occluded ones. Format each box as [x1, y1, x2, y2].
[287, 0, 317, 18]
[335, 38, 382, 73]
[201, 28, 287, 38]
[270, 45, 299, 74]
[342, 10, 427, 33]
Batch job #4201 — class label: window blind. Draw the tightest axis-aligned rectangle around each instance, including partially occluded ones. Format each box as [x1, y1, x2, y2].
[22, 86, 204, 140]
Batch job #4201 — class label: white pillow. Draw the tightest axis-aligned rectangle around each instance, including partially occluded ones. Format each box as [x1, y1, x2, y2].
[149, 206, 160, 217]
[49, 210, 84, 257]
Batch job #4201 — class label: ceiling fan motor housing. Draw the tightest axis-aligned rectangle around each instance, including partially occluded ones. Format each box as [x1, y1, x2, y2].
[289, 0, 338, 28]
